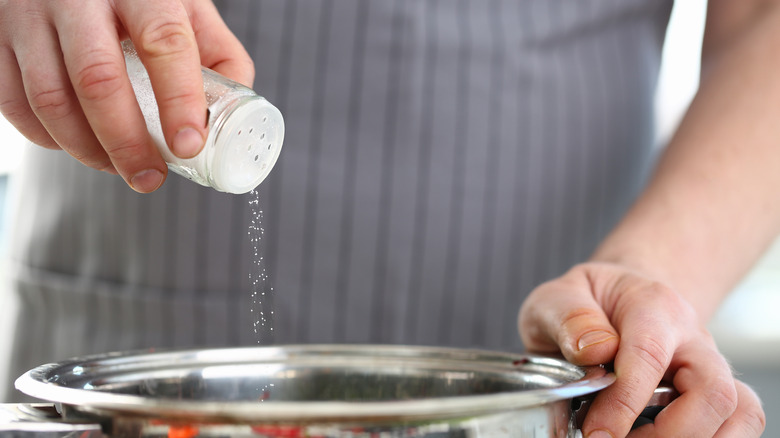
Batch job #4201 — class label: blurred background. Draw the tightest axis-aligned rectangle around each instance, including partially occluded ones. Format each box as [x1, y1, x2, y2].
[654, 4, 780, 434]
[0, 0, 777, 433]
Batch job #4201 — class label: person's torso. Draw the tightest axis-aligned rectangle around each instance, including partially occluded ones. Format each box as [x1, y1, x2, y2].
[10, 0, 673, 350]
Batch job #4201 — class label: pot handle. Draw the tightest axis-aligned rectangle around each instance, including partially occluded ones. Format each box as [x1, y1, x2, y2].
[0, 403, 105, 436]
[571, 382, 679, 431]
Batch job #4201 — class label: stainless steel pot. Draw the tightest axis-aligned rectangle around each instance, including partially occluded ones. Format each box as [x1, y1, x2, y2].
[6, 345, 673, 437]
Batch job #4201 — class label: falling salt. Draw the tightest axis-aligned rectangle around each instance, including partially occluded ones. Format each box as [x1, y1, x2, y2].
[248, 189, 275, 344]
[248, 189, 275, 401]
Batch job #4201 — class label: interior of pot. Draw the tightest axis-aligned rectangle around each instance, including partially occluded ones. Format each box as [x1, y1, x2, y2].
[65, 358, 567, 403]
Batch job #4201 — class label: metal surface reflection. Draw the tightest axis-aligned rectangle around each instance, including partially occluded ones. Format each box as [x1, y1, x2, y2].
[11, 345, 616, 437]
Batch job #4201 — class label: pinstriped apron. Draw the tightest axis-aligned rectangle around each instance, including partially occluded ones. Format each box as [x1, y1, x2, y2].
[2, 0, 672, 401]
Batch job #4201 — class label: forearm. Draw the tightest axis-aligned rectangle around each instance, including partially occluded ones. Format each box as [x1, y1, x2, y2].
[591, 2, 780, 321]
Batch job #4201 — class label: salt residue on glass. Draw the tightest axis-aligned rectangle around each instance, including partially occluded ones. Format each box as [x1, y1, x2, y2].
[123, 40, 284, 194]
[248, 190, 274, 344]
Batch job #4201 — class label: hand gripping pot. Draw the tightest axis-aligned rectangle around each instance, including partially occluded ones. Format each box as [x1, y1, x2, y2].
[10, 345, 676, 438]
[123, 41, 284, 194]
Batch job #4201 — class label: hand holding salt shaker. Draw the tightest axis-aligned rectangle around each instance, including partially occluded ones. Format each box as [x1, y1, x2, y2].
[123, 40, 284, 194]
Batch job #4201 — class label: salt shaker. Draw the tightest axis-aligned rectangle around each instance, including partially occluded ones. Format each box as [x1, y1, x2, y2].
[122, 40, 284, 194]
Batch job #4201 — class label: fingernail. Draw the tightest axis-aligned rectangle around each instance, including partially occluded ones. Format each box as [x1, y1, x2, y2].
[172, 127, 204, 158]
[130, 169, 164, 193]
[587, 430, 613, 438]
[578, 330, 617, 351]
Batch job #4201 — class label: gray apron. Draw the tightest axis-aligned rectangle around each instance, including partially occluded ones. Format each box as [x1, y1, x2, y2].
[2, 0, 672, 401]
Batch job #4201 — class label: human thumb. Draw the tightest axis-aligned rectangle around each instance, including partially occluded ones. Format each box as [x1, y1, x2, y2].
[518, 271, 620, 366]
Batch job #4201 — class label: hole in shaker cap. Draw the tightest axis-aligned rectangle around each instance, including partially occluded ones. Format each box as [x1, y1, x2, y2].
[254, 155, 259, 162]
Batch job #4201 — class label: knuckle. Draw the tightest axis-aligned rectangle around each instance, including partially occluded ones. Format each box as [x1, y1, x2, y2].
[630, 280, 699, 326]
[630, 336, 670, 376]
[646, 280, 674, 298]
[157, 90, 199, 108]
[605, 385, 645, 423]
[28, 86, 72, 120]
[8, 4, 46, 30]
[704, 379, 738, 420]
[738, 383, 767, 435]
[104, 135, 150, 162]
[0, 98, 58, 148]
[0, 96, 30, 121]
[560, 307, 603, 326]
[74, 58, 124, 102]
[645, 282, 692, 313]
[137, 19, 194, 58]
[638, 280, 681, 307]
[746, 407, 768, 435]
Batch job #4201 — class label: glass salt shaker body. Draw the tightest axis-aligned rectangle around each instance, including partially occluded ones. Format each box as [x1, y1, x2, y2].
[122, 40, 284, 194]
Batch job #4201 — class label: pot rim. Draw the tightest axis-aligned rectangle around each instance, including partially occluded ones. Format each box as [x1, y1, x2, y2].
[15, 344, 616, 422]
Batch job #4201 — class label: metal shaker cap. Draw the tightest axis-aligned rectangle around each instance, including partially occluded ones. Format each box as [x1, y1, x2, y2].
[208, 96, 284, 194]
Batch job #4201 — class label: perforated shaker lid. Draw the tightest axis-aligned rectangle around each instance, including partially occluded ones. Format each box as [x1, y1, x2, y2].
[209, 96, 284, 194]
